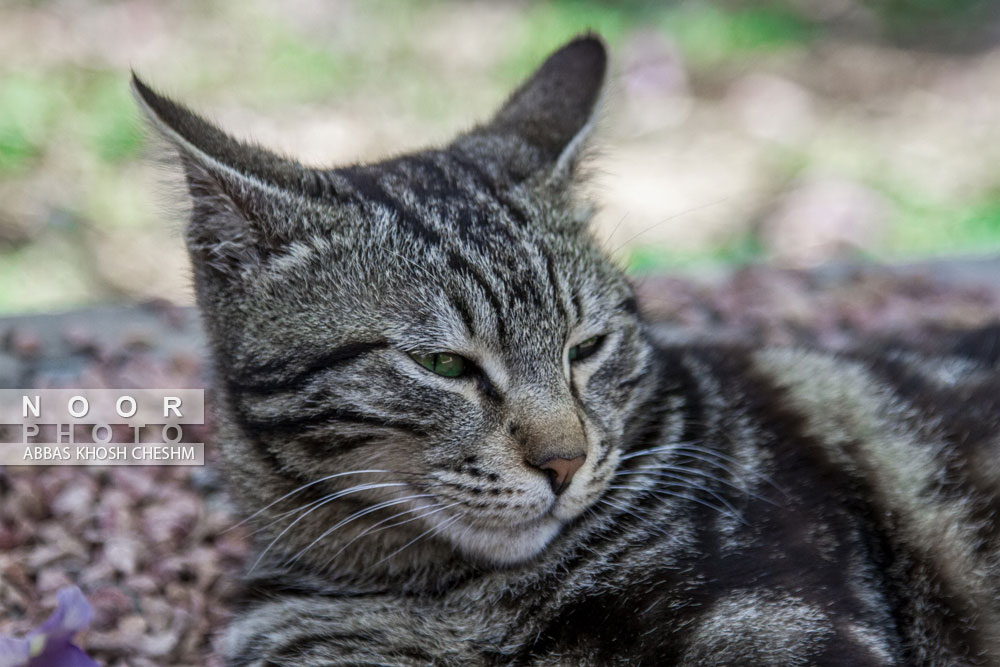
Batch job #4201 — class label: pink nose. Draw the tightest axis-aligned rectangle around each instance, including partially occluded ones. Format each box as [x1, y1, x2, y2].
[536, 455, 586, 496]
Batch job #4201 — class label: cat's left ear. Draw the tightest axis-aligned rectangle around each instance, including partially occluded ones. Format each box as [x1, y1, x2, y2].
[460, 35, 607, 185]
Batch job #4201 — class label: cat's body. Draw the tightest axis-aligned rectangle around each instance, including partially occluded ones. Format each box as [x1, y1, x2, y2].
[134, 37, 1000, 666]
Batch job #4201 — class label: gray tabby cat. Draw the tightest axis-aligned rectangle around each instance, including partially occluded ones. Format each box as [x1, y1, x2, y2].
[134, 36, 1000, 665]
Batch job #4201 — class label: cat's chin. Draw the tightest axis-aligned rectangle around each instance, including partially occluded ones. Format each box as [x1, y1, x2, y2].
[442, 516, 563, 566]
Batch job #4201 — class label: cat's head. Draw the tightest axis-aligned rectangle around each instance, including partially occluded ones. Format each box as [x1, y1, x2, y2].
[136, 36, 656, 568]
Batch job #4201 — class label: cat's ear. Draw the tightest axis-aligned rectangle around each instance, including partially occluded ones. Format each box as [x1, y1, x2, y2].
[463, 35, 607, 184]
[132, 73, 313, 274]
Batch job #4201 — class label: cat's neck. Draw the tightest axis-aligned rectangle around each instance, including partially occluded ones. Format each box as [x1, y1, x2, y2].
[246, 500, 483, 594]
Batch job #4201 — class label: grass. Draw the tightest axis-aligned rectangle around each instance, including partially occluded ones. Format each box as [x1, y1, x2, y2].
[883, 188, 1000, 259]
[500, 0, 816, 80]
[1, 0, 999, 313]
[625, 231, 767, 275]
[657, 2, 816, 67]
[0, 74, 59, 173]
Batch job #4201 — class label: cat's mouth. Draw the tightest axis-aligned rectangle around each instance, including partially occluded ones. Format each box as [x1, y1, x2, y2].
[437, 490, 596, 564]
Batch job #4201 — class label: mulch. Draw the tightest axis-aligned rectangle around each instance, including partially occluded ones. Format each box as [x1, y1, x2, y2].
[2, 262, 999, 666]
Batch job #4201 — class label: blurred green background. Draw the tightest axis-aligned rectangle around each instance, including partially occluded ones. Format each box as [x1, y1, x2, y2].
[2, 0, 1000, 313]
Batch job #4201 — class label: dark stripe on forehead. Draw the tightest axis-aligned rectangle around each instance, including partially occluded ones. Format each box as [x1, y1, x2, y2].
[619, 296, 638, 315]
[339, 166, 442, 246]
[571, 288, 584, 321]
[445, 149, 533, 228]
[539, 243, 570, 328]
[233, 403, 432, 437]
[228, 342, 388, 395]
[447, 291, 478, 338]
[452, 201, 519, 254]
[506, 269, 545, 310]
[300, 169, 341, 200]
[447, 251, 508, 342]
[399, 154, 454, 196]
[409, 152, 525, 254]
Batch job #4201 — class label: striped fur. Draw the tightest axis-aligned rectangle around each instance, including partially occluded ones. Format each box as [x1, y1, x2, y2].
[135, 37, 1000, 665]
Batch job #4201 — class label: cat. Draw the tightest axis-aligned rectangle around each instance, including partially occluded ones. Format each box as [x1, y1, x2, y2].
[134, 35, 1000, 666]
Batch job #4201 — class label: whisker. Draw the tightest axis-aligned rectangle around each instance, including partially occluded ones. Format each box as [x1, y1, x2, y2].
[607, 195, 735, 258]
[612, 470, 744, 518]
[599, 211, 630, 252]
[673, 443, 787, 495]
[619, 442, 696, 461]
[597, 497, 669, 537]
[618, 464, 776, 506]
[250, 477, 449, 537]
[325, 501, 461, 566]
[249, 481, 410, 573]
[373, 513, 464, 567]
[620, 441, 786, 497]
[607, 483, 744, 524]
[284, 494, 436, 567]
[225, 469, 393, 533]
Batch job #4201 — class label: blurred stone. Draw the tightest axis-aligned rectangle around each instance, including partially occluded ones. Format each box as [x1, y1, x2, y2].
[117, 613, 148, 639]
[143, 493, 201, 545]
[89, 586, 134, 630]
[0, 520, 26, 550]
[623, 31, 689, 99]
[124, 575, 159, 595]
[728, 73, 815, 144]
[52, 479, 97, 521]
[104, 537, 139, 576]
[620, 31, 692, 133]
[3, 327, 44, 359]
[62, 325, 102, 355]
[761, 175, 891, 266]
[36, 568, 73, 595]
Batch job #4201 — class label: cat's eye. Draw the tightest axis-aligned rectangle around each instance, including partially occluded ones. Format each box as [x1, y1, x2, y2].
[568, 336, 603, 363]
[411, 352, 468, 378]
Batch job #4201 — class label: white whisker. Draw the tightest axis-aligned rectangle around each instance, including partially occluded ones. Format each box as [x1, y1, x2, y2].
[607, 483, 744, 524]
[225, 469, 393, 533]
[373, 513, 464, 567]
[284, 493, 436, 567]
[325, 501, 461, 566]
[597, 497, 669, 537]
[249, 481, 410, 573]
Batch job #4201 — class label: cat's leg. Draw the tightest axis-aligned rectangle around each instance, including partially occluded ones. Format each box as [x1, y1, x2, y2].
[677, 593, 900, 666]
[222, 596, 488, 667]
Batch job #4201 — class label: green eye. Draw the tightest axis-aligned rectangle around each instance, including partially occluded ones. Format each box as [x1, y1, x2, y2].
[568, 336, 603, 363]
[411, 352, 467, 378]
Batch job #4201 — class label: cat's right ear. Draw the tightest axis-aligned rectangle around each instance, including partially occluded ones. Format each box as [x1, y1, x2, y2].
[131, 73, 306, 274]
[461, 35, 608, 186]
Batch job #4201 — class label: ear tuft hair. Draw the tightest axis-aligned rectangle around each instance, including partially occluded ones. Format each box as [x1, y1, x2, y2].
[132, 73, 308, 275]
[457, 35, 608, 185]
[492, 35, 607, 161]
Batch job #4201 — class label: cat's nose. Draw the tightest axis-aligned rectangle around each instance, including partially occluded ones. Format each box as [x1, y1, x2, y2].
[535, 455, 586, 496]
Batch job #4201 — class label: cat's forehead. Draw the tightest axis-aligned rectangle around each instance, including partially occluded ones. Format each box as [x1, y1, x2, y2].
[315, 149, 602, 288]
[327, 150, 556, 248]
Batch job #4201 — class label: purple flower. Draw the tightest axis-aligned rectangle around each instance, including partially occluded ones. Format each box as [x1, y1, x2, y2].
[0, 586, 98, 667]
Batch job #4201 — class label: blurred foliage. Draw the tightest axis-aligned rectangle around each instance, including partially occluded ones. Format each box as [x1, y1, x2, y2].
[502, 0, 816, 76]
[0, 74, 56, 173]
[1, 0, 1000, 312]
[868, 0, 998, 50]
